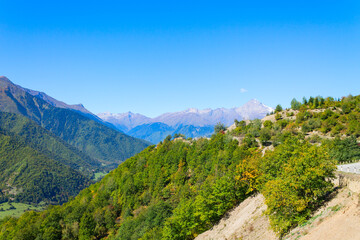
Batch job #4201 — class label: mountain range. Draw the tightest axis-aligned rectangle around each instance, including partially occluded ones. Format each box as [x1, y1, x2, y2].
[0, 76, 149, 166]
[0, 75, 271, 207]
[0, 76, 150, 205]
[98, 99, 273, 143]
[2, 94, 356, 239]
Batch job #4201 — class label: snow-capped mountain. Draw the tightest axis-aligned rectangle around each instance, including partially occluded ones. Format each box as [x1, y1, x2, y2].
[98, 112, 152, 132]
[154, 99, 273, 127]
[98, 99, 273, 143]
[235, 99, 274, 121]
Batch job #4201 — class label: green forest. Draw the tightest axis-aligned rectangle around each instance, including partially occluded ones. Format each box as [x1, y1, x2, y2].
[0, 77, 150, 218]
[0, 111, 102, 177]
[0, 95, 359, 239]
[0, 133, 91, 205]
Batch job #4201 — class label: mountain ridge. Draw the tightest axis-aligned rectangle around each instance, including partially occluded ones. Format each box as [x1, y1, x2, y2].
[0, 94, 358, 240]
[98, 99, 273, 143]
[4, 77, 120, 131]
[98, 99, 273, 128]
[0, 76, 150, 167]
[0, 111, 102, 177]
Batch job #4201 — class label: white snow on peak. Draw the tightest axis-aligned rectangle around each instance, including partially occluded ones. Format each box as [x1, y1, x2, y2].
[97, 99, 273, 129]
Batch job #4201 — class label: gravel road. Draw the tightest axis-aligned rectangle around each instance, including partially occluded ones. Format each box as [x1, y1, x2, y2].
[337, 162, 360, 174]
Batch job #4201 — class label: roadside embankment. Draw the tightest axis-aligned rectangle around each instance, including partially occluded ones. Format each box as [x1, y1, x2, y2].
[197, 172, 360, 240]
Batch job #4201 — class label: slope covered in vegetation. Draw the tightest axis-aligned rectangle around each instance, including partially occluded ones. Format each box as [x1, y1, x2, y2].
[0, 94, 358, 239]
[0, 111, 101, 177]
[0, 136, 336, 239]
[0, 133, 91, 205]
[0, 77, 150, 167]
[230, 95, 360, 162]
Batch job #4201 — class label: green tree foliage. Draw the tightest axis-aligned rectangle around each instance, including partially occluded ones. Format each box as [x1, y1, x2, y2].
[263, 120, 273, 128]
[0, 81, 150, 167]
[302, 97, 308, 105]
[290, 98, 301, 110]
[214, 122, 226, 134]
[0, 133, 91, 204]
[0, 132, 338, 239]
[259, 127, 271, 145]
[275, 104, 283, 113]
[290, 95, 360, 137]
[242, 134, 259, 149]
[260, 138, 336, 236]
[301, 118, 321, 133]
[4, 90, 359, 238]
[324, 136, 360, 163]
[0, 111, 101, 177]
[308, 96, 314, 106]
[275, 113, 282, 121]
[247, 119, 262, 137]
[0, 133, 256, 239]
[164, 134, 172, 142]
[173, 133, 185, 139]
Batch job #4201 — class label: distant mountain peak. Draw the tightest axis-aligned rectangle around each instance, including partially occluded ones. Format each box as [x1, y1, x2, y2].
[0, 76, 15, 87]
[184, 108, 201, 114]
[235, 99, 274, 119]
[97, 111, 152, 132]
[99, 99, 273, 137]
[0, 76, 11, 81]
[248, 98, 260, 103]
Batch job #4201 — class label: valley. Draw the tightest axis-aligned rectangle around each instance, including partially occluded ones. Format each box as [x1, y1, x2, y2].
[0, 76, 150, 217]
[1, 2, 358, 239]
[0, 93, 358, 239]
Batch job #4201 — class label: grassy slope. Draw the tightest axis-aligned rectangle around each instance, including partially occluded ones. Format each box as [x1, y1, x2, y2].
[0, 202, 45, 219]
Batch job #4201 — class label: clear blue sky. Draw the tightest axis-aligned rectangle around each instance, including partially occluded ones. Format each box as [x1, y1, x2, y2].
[1, 1, 359, 117]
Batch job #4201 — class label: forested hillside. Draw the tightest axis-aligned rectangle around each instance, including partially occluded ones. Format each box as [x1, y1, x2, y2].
[0, 133, 90, 205]
[0, 77, 150, 167]
[0, 94, 358, 239]
[230, 95, 360, 162]
[0, 111, 101, 177]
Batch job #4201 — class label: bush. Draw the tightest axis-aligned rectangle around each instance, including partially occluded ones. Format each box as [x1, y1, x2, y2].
[263, 120, 273, 128]
[214, 123, 226, 134]
[260, 128, 271, 145]
[275, 113, 282, 121]
[275, 105, 283, 113]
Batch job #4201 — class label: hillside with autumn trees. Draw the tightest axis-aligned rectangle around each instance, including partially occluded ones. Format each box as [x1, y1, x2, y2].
[0, 95, 359, 239]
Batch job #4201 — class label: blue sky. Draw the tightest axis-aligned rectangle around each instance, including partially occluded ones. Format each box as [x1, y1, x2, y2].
[1, 1, 359, 117]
